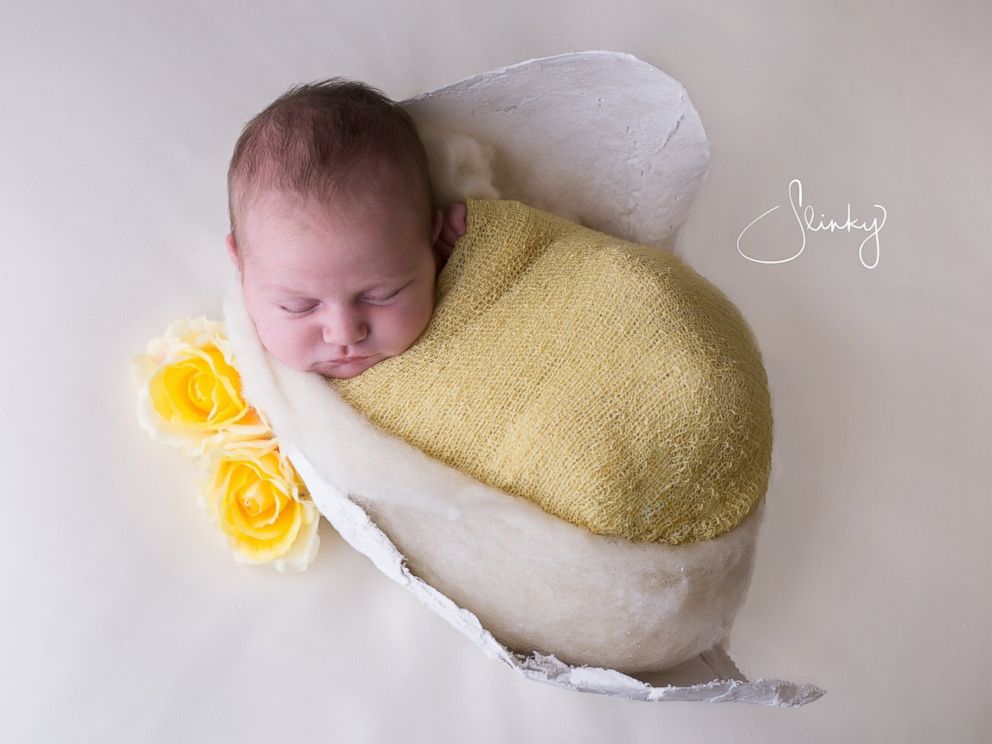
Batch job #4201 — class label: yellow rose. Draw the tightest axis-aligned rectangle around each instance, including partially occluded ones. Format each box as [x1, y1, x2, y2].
[132, 316, 270, 458]
[199, 437, 320, 572]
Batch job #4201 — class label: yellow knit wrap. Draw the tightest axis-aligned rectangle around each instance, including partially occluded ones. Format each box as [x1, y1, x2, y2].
[327, 198, 773, 544]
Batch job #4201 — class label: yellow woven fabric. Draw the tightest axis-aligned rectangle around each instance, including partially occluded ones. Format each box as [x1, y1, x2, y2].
[327, 197, 773, 544]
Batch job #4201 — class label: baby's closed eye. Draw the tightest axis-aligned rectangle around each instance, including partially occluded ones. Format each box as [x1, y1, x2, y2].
[278, 285, 406, 314]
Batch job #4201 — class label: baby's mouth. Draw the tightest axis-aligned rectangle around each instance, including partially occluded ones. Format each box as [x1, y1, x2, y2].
[317, 354, 373, 366]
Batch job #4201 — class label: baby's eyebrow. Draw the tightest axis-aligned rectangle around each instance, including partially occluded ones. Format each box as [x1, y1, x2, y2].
[264, 274, 412, 295]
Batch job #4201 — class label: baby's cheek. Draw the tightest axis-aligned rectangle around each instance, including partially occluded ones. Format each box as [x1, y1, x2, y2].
[254, 318, 298, 364]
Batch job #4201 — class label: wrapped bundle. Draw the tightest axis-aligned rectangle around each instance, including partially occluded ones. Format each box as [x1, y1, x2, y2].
[327, 196, 773, 546]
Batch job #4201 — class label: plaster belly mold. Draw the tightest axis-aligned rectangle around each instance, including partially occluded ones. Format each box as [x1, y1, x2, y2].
[222, 50, 824, 706]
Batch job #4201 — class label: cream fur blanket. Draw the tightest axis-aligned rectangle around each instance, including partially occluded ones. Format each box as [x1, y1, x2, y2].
[223, 264, 764, 673]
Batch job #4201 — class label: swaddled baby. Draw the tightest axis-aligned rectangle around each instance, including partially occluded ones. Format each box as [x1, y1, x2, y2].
[226, 77, 772, 547]
[225, 77, 467, 381]
[222, 73, 773, 675]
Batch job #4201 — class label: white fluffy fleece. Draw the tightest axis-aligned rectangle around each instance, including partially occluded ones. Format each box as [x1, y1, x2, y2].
[223, 276, 763, 674]
[412, 120, 503, 206]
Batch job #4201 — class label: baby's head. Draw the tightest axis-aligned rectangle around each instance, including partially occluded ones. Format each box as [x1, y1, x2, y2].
[225, 78, 445, 379]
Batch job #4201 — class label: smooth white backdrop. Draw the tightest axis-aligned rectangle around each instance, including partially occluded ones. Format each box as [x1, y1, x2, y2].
[2, 1, 989, 742]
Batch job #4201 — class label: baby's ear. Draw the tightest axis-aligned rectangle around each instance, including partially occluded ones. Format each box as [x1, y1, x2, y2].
[225, 232, 240, 270]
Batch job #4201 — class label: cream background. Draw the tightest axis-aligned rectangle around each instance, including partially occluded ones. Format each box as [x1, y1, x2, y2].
[2, 1, 989, 741]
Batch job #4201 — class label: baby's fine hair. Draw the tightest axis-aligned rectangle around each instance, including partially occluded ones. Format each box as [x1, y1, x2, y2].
[226, 77, 435, 242]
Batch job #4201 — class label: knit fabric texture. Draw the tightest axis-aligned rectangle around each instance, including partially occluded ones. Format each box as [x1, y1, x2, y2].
[327, 197, 773, 544]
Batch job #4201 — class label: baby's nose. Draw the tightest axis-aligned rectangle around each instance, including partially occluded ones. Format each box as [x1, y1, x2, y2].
[322, 318, 368, 345]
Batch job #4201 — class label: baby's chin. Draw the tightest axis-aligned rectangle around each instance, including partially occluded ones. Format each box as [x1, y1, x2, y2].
[315, 368, 362, 380]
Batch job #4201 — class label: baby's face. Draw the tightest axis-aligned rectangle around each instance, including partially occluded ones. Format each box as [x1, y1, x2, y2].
[228, 190, 443, 379]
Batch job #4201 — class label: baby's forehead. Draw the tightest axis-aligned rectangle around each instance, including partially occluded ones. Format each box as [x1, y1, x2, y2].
[247, 188, 331, 220]
[248, 187, 426, 237]
[244, 208, 418, 274]
[246, 188, 387, 228]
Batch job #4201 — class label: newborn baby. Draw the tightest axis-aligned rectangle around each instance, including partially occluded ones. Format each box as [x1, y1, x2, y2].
[224, 77, 468, 379]
[224, 74, 772, 548]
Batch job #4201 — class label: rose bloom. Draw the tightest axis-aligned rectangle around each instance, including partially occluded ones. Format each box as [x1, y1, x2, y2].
[199, 437, 320, 571]
[132, 316, 270, 457]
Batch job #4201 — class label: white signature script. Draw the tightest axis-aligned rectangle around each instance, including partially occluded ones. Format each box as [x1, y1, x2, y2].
[736, 178, 887, 269]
